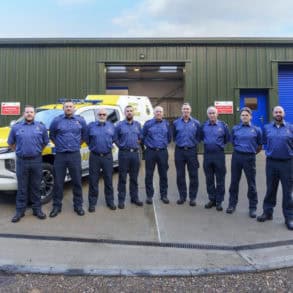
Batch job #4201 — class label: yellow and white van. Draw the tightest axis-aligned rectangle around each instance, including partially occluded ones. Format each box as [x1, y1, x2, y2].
[0, 95, 153, 204]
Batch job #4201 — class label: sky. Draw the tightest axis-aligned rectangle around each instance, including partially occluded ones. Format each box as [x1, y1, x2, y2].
[0, 0, 293, 38]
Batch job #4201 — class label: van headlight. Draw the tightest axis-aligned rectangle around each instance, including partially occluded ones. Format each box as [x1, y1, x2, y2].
[5, 159, 16, 172]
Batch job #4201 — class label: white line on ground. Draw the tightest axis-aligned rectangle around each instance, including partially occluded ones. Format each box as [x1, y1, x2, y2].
[153, 196, 162, 243]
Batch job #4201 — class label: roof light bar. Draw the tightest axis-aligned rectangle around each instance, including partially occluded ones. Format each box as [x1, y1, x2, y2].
[57, 98, 85, 104]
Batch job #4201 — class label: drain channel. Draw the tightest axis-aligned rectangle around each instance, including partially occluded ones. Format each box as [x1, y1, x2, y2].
[0, 233, 292, 251]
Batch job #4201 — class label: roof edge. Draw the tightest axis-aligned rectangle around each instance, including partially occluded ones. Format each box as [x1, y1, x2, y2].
[0, 37, 293, 46]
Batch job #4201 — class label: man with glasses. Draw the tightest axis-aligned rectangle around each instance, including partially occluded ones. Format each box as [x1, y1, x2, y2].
[115, 105, 143, 209]
[49, 99, 87, 217]
[142, 106, 171, 205]
[86, 107, 117, 211]
[173, 103, 201, 206]
[201, 106, 230, 211]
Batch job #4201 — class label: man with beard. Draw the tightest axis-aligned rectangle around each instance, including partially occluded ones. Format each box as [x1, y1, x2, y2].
[257, 106, 293, 230]
[87, 107, 117, 211]
[142, 106, 171, 205]
[115, 105, 143, 209]
[173, 103, 201, 206]
[8, 105, 49, 222]
[49, 99, 87, 217]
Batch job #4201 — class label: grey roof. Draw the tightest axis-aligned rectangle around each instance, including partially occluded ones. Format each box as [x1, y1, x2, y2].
[0, 37, 293, 46]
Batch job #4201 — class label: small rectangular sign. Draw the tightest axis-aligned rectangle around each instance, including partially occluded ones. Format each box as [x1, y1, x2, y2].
[214, 101, 233, 114]
[1, 102, 21, 115]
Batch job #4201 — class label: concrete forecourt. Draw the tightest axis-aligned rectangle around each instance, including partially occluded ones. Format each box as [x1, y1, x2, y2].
[0, 149, 292, 276]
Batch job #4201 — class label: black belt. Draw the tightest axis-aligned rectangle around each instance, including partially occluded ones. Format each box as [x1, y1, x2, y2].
[176, 146, 195, 150]
[92, 151, 111, 157]
[148, 147, 167, 151]
[204, 150, 224, 154]
[235, 150, 255, 155]
[267, 157, 292, 161]
[17, 155, 41, 160]
[120, 148, 139, 152]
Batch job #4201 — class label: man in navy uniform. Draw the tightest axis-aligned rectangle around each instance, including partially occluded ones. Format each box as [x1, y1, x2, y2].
[86, 107, 117, 211]
[8, 105, 49, 222]
[227, 107, 262, 218]
[142, 106, 171, 205]
[173, 103, 201, 206]
[49, 99, 87, 217]
[257, 106, 293, 230]
[201, 106, 230, 211]
[115, 105, 143, 209]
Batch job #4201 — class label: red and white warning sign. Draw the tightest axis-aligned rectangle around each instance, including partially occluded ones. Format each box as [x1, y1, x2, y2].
[1, 102, 21, 115]
[214, 101, 233, 114]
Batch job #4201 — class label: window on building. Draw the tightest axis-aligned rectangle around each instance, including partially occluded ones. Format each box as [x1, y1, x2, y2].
[244, 97, 258, 110]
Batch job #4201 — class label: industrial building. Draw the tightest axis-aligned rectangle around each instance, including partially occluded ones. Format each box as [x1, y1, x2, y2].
[0, 38, 293, 127]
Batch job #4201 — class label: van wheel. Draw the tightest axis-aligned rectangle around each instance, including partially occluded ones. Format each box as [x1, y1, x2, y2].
[40, 163, 54, 204]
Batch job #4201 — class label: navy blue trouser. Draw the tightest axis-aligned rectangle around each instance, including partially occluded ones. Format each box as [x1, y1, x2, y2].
[88, 152, 114, 206]
[175, 147, 199, 200]
[16, 155, 42, 213]
[203, 151, 226, 203]
[263, 158, 293, 220]
[118, 150, 140, 203]
[145, 148, 168, 199]
[228, 151, 258, 209]
[53, 152, 83, 210]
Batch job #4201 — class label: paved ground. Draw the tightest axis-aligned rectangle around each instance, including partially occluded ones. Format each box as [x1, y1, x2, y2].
[0, 148, 292, 277]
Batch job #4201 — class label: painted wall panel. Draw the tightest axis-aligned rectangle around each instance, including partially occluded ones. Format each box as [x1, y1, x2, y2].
[0, 41, 293, 127]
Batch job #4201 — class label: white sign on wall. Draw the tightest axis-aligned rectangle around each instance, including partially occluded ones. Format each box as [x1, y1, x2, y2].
[1, 102, 21, 115]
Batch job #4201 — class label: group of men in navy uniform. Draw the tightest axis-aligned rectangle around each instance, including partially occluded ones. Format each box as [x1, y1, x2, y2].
[7, 100, 293, 231]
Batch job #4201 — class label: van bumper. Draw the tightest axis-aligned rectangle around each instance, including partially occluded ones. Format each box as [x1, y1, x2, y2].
[0, 177, 17, 191]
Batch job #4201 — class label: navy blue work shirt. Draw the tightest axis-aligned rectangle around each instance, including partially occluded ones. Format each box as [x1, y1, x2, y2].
[49, 114, 87, 153]
[86, 121, 116, 154]
[142, 118, 171, 149]
[173, 117, 201, 148]
[231, 123, 262, 154]
[8, 120, 49, 157]
[115, 120, 142, 149]
[263, 121, 293, 159]
[200, 120, 230, 153]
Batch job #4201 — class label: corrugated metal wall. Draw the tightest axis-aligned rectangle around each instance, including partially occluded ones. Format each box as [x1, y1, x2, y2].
[1, 41, 293, 126]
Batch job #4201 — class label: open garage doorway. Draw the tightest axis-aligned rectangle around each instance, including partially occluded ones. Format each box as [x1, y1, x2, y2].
[106, 63, 185, 121]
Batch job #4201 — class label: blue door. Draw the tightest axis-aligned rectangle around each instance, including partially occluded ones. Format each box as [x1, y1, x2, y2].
[240, 90, 268, 129]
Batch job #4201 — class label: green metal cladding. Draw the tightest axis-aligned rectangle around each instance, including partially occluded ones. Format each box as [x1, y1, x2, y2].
[1, 38, 293, 126]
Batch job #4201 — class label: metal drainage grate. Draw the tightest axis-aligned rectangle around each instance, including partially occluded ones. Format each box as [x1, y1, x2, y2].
[0, 233, 292, 251]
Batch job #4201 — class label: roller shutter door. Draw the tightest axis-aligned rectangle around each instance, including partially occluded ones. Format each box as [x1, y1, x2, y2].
[278, 65, 293, 122]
